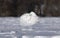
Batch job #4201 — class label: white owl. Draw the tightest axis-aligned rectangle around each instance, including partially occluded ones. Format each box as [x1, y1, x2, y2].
[20, 11, 39, 26]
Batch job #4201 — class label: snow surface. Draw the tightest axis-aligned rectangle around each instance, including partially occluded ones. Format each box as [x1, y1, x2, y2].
[0, 17, 60, 38]
[52, 35, 60, 38]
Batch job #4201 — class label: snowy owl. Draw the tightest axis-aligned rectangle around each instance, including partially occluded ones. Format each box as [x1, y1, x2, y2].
[19, 11, 39, 26]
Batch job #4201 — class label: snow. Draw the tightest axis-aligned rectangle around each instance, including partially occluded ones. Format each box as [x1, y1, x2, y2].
[22, 36, 30, 38]
[0, 17, 60, 38]
[34, 36, 50, 38]
[52, 35, 60, 38]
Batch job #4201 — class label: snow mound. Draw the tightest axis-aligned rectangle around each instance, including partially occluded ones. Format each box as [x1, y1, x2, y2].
[20, 11, 39, 26]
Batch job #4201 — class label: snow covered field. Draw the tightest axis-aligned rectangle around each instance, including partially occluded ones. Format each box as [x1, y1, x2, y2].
[0, 17, 60, 38]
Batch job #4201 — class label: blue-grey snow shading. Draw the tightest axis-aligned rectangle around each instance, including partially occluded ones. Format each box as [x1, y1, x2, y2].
[0, 17, 60, 38]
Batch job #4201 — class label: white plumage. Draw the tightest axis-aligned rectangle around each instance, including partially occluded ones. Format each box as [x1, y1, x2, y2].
[20, 11, 39, 26]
